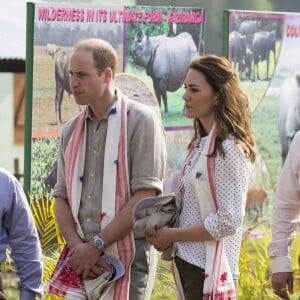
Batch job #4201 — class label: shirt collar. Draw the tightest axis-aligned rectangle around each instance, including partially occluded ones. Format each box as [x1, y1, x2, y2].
[86, 89, 120, 121]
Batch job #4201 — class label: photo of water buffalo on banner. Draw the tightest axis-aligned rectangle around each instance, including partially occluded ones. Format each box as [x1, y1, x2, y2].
[225, 10, 300, 222]
[27, 3, 205, 196]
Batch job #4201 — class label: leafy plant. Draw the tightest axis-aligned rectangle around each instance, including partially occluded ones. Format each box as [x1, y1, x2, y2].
[151, 259, 177, 300]
[238, 221, 300, 299]
[31, 137, 59, 196]
[238, 223, 276, 299]
[29, 195, 64, 255]
[30, 195, 65, 299]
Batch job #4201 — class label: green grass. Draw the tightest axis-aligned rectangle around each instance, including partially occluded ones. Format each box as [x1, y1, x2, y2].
[251, 92, 282, 187]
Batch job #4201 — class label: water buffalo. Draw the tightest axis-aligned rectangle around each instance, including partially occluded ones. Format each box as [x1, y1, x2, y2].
[54, 50, 72, 124]
[251, 30, 276, 81]
[229, 31, 247, 75]
[45, 43, 60, 59]
[278, 72, 300, 164]
[238, 47, 253, 81]
[238, 20, 259, 36]
[131, 29, 197, 117]
[238, 20, 259, 46]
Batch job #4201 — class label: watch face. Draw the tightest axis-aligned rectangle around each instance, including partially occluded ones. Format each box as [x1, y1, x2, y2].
[95, 238, 103, 246]
[93, 236, 105, 252]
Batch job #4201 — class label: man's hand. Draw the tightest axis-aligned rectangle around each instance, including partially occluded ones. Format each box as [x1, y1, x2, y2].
[68, 243, 111, 279]
[271, 272, 293, 299]
[86, 257, 113, 279]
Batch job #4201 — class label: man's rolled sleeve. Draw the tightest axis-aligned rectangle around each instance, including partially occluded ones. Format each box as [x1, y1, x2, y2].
[128, 104, 167, 194]
[52, 182, 68, 199]
[268, 238, 294, 273]
[271, 256, 292, 273]
[131, 177, 163, 195]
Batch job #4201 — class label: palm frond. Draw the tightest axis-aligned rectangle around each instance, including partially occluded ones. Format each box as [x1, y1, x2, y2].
[29, 194, 65, 255]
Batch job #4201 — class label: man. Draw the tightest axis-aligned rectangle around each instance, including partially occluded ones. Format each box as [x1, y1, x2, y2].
[49, 39, 167, 299]
[268, 131, 300, 300]
[0, 168, 43, 300]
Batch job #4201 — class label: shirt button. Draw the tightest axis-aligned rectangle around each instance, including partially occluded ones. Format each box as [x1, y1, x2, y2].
[93, 150, 97, 154]
[91, 174, 94, 177]
[87, 218, 90, 222]
[88, 195, 91, 199]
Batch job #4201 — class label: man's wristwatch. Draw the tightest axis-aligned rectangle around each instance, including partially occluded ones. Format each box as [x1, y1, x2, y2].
[92, 235, 105, 255]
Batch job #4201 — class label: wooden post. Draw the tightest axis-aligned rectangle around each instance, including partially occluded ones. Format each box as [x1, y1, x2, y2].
[13, 158, 24, 182]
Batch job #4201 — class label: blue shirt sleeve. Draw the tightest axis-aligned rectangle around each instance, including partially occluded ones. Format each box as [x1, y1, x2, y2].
[0, 168, 43, 299]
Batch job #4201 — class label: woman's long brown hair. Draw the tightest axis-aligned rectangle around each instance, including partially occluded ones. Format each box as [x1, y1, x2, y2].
[188, 54, 256, 163]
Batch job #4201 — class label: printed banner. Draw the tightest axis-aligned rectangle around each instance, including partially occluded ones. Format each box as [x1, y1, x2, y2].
[25, 2, 205, 198]
[225, 10, 300, 224]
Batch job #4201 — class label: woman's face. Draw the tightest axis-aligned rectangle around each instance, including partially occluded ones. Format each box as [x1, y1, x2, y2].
[182, 69, 218, 122]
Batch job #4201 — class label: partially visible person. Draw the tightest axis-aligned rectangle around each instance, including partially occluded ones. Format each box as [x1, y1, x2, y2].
[0, 167, 43, 300]
[0, 276, 4, 299]
[147, 54, 256, 299]
[268, 131, 300, 300]
[47, 38, 167, 300]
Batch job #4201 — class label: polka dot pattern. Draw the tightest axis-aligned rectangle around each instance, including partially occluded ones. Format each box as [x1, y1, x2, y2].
[175, 136, 251, 279]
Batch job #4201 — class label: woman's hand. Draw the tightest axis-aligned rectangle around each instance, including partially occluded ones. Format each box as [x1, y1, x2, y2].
[146, 226, 174, 251]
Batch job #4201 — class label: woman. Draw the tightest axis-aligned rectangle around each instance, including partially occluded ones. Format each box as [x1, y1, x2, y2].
[147, 54, 256, 299]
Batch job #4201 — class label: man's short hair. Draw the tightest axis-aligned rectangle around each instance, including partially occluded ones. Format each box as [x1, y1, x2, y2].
[74, 38, 117, 76]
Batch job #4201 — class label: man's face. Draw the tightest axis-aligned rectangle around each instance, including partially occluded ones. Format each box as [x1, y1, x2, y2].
[69, 49, 106, 106]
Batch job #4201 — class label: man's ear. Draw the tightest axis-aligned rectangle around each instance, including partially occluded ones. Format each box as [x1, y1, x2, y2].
[102, 67, 113, 83]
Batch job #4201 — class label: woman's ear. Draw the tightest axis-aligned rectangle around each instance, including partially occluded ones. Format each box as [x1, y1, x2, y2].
[214, 93, 219, 106]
